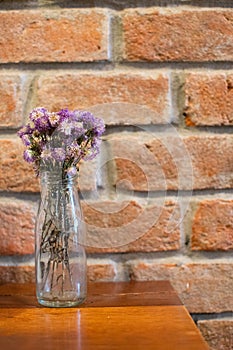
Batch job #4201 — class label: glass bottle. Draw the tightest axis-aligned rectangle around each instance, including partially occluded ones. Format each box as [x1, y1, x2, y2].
[35, 171, 87, 307]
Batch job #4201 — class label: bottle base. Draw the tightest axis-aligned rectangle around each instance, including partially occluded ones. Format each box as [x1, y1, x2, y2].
[37, 296, 86, 308]
[37, 296, 85, 308]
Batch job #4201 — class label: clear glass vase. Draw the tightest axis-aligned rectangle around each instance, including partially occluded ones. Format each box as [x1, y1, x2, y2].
[35, 171, 87, 307]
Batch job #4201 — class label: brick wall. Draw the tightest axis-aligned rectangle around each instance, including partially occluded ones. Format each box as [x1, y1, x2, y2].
[0, 1, 232, 349]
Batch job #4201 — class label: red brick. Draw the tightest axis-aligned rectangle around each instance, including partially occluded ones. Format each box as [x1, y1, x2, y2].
[185, 136, 233, 190]
[198, 319, 233, 350]
[36, 72, 170, 125]
[123, 10, 233, 62]
[191, 199, 233, 251]
[109, 133, 178, 192]
[83, 200, 181, 252]
[0, 138, 39, 192]
[0, 74, 27, 128]
[0, 265, 35, 283]
[0, 10, 108, 63]
[0, 199, 35, 255]
[129, 261, 233, 313]
[184, 73, 233, 126]
[0, 138, 98, 192]
[109, 133, 233, 191]
[87, 260, 116, 282]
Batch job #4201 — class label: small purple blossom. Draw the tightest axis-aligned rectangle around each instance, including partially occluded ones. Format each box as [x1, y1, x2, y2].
[57, 108, 76, 123]
[48, 112, 60, 127]
[66, 166, 77, 177]
[34, 114, 51, 132]
[21, 134, 31, 146]
[17, 123, 34, 138]
[51, 148, 66, 162]
[23, 149, 35, 163]
[93, 118, 105, 137]
[76, 111, 94, 127]
[83, 143, 100, 161]
[77, 111, 105, 133]
[72, 122, 85, 138]
[29, 107, 48, 122]
[67, 142, 81, 159]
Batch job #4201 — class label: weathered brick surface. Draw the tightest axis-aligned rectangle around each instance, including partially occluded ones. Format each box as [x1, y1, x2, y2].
[191, 199, 233, 251]
[184, 73, 233, 126]
[36, 72, 170, 125]
[0, 10, 108, 63]
[78, 158, 100, 193]
[0, 138, 98, 192]
[83, 200, 181, 252]
[0, 199, 35, 255]
[109, 133, 185, 191]
[109, 133, 233, 191]
[0, 74, 27, 128]
[129, 261, 233, 313]
[123, 10, 233, 62]
[185, 135, 233, 190]
[0, 265, 35, 283]
[87, 260, 116, 282]
[198, 319, 233, 350]
[0, 138, 39, 192]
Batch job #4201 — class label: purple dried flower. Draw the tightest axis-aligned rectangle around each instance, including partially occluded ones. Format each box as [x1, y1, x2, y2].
[67, 142, 81, 160]
[77, 111, 96, 129]
[66, 166, 77, 177]
[29, 107, 48, 122]
[83, 143, 100, 161]
[72, 122, 85, 138]
[21, 134, 31, 146]
[57, 108, 76, 123]
[18, 106, 105, 176]
[75, 110, 105, 137]
[34, 115, 51, 132]
[93, 118, 105, 137]
[17, 123, 34, 138]
[23, 149, 35, 163]
[48, 112, 60, 127]
[51, 148, 66, 162]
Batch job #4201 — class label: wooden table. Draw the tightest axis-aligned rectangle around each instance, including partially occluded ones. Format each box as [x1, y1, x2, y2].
[0, 281, 209, 350]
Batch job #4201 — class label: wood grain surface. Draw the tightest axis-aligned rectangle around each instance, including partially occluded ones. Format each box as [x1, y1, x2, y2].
[0, 281, 210, 350]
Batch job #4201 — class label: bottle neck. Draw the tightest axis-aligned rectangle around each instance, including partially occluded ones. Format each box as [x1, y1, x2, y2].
[40, 170, 78, 189]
